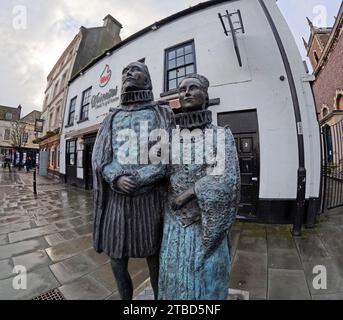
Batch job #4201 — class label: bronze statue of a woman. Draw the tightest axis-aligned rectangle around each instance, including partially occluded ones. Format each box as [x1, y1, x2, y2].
[158, 74, 240, 300]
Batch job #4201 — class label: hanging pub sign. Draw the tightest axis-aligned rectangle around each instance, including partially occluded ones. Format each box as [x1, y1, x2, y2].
[34, 119, 44, 133]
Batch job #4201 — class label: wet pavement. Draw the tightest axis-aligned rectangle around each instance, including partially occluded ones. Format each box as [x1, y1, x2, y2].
[0, 169, 343, 300]
[229, 207, 343, 300]
[0, 169, 149, 300]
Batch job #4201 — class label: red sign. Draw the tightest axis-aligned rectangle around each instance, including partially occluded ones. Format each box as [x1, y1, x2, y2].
[99, 65, 112, 88]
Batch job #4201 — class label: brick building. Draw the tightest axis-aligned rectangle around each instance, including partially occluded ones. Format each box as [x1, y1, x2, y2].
[304, 3, 343, 126]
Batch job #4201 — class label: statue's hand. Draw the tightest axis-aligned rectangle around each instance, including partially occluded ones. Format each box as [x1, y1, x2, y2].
[171, 188, 196, 211]
[116, 176, 137, 194]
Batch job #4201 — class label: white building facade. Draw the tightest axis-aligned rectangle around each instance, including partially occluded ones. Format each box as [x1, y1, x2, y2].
[60, 0, 321, 224]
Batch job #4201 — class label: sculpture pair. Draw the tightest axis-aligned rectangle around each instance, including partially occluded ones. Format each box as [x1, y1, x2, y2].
[92, 62, 240, 300]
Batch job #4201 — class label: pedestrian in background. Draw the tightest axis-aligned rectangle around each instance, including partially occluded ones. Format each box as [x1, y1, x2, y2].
[4, 156, 11, 172]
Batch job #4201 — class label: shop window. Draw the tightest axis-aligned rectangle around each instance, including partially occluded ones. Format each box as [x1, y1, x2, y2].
[66, 140, 77, 166]
[80, 87, 92, 121]
[164, 41, 196, 92]
[22, 132, 28, 144]
[67, 97, 77, 126]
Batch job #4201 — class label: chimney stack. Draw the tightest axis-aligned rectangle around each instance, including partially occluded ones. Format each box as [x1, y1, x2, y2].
[17, 104, 22, 119]
[103, 15, 122, 40]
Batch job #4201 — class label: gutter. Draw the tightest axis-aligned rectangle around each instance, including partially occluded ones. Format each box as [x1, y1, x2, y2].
[258, 0, 306, 236]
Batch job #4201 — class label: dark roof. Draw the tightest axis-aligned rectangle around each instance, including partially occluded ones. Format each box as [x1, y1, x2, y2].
[0, 105, 20, 121]
[69, 0, 232, 84]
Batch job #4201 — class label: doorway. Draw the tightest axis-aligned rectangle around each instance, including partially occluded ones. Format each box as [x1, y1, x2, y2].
[84, 134, 97, 190]
[217, 109, 260, 220]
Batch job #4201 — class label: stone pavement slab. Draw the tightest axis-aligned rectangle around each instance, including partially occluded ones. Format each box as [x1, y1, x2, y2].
[0, 259, 14, 280]
[267, 249, 302, 270]
[0, 234, 8, 245]
[0, 266, 59, 300]
[9, 224, 58, 243]
[45, 234, 92, 262]
[294, 236, 329, 261]
[58, 276, 112, 300]
[302, 257, 343, 296]
[230, 250, 268, 299]
[50, 254, 103, 285]
[268, 269, 311, 300]
[0, 237, 49, 260]
[12, 250, 52, 272]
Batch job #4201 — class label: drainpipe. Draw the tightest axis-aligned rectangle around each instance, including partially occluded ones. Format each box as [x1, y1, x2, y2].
[258, 0, 306, 236]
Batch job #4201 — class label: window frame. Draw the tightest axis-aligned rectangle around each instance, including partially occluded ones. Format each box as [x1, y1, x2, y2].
[22, 132, 29, 144]
[80, 87, 92, 122]
[4, 129, 11, 141]
[164, 40, 196, 93]
[66, 139, 77, 166]
[5, 113, 13, 121]
[67, 96, 77, 126]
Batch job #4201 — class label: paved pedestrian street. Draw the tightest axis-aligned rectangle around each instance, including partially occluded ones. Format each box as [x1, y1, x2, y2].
[1, 169, 343, 300]
[0, 170, 149, 300]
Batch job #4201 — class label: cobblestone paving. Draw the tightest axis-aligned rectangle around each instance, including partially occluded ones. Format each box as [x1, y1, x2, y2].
[1, 169, 343, 300]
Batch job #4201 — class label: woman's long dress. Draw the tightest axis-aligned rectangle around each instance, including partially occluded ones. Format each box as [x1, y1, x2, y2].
[158, 125, 240, 300]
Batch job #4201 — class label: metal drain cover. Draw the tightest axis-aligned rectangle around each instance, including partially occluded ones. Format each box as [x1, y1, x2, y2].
[32, 289, 65, 300]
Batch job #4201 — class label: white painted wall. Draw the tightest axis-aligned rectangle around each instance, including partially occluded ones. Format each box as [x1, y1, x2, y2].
[60, 0, 321, 200]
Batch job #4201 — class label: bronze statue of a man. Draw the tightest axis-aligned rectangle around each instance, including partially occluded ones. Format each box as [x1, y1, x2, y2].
[92, 62, 175, 299]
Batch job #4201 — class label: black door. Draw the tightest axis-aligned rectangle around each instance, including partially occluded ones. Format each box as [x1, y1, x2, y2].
[234, 133, 259, 219]
[66, 140, 78, 186]
[84, 134, 97, 190]
[84, 143, 94, 190]
[218, 110, 260, 220]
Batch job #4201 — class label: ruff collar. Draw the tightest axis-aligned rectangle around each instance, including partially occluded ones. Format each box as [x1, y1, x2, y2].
[175, 109, 212, 129]
[121, 90, 154, 105]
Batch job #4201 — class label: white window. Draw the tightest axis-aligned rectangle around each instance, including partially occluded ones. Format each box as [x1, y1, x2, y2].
[5, 113, 13, 121]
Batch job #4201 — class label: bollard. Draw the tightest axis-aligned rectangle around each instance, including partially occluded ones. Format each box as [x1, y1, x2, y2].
[33, 169, 37, 195]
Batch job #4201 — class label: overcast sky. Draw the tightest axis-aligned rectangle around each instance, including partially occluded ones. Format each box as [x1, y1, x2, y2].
[0, 0, 341, 116]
